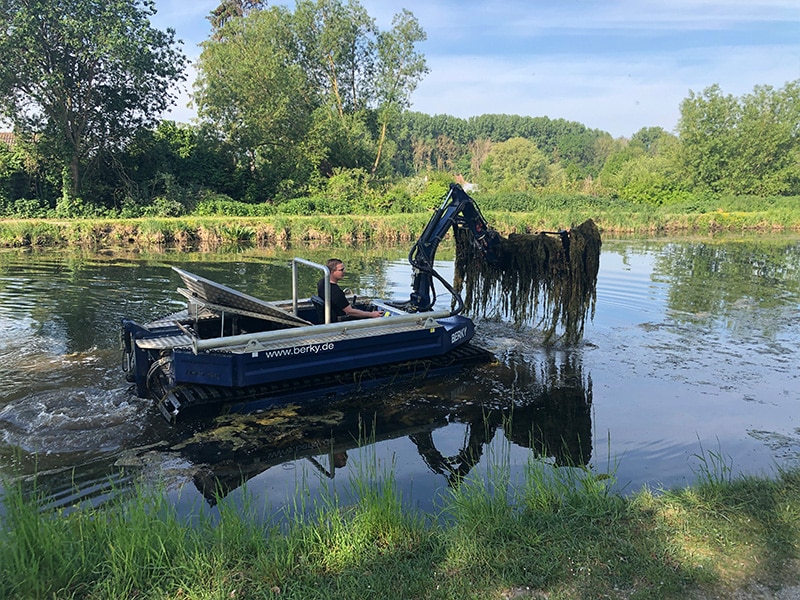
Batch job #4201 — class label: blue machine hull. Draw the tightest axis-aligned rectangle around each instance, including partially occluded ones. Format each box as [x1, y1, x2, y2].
[170, 315, 473, 389]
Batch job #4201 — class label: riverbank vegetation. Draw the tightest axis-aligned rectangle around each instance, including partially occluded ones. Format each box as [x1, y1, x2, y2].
[2, 191, 799, 249]
[3, 449, 800, 599]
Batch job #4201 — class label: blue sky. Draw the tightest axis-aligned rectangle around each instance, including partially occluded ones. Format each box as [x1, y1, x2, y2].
[152, 0, 800, 138]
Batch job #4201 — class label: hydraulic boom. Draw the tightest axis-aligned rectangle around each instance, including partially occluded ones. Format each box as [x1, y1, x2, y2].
[403, 183, 500, 313]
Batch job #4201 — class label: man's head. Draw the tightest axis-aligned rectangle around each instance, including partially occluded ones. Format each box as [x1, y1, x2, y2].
[326, 258, 345, 282]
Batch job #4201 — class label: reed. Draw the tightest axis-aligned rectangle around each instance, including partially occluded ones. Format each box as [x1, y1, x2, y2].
[0, 220, 63, 246]
[2, 198, 800, 249]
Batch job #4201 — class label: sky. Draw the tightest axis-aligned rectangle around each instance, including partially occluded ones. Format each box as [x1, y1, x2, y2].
[151, 0, 800, 138]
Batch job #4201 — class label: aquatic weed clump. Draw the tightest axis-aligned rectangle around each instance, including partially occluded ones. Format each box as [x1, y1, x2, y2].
[454, 219, 601, 343]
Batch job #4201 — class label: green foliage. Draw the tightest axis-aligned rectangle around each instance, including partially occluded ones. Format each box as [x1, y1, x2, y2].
[193, 1, 432, 198]
[608, 154, 678, 204]
[402, 172, 452, 209]
[477, 137, 550, 193]
[631, 126, 672, 153]
[380, 186, 429, 213]
[372, 9, 428, 174]
[277, 168, 424, 215]
[393, 112, 613, 184]
[274, 196, 321, 216]
[3, 198, 50, 218]
[0, 0, 187, 204]
[0, 143, 29, 206]
[195, 5, 313, 201]
[677, 81, 800, 196]
[142, 197, 186, 218]
[307, 109, 377, 179]
[598, 129, 688, 205]
[0, 0, 796, 216]
[293, 0, 378, 115]
[475, 190, 605, 212]
[195, 194, 277, 217]
[324, 167, 377, 212]
[275, 194, 362, 216]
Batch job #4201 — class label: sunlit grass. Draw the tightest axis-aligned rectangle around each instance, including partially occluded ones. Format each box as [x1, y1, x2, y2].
[3, 194, 799, 249]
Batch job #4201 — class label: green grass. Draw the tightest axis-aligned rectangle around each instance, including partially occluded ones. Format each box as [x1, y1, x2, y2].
[3, 443, 800, 599]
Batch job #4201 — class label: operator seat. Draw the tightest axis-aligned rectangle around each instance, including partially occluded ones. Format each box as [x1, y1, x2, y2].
[310, 295, 327, 324]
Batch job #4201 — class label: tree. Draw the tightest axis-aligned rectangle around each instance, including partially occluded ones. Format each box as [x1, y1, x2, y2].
[0, 0, 187, 211]
[113, 121, 241, 210]
[677, 81, 800, 195]
[195, 6, 316, 200]
[195, 0, 428, 195]
[371, 9, 428, 174]
[292, 1, 427, 175]
[631, 126, 671, 154]
[0, 139, 27, 208]
[598, 128, 686, 204]
[676, 84, 742, 194]
[732, 82, 800, 195]
[209, 0, 268, 33]
[469, 138, 492, 181]
[293, 0, 377, 117]
[477, 137, 549, 193]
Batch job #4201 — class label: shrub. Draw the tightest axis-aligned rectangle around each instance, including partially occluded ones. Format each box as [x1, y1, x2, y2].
[142, 197, 185, 217]
[276, 196, 320, 215]
[383, 188, 428, 214]
[194, 195, 276, 217]
[9, 197, 50, 218]
[409, 174, 452, 209]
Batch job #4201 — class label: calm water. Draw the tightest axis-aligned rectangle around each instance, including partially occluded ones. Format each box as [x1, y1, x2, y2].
[0, 236, 799, 516]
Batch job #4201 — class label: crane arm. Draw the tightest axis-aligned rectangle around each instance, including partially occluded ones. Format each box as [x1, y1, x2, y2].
[402, 183, 500, 312]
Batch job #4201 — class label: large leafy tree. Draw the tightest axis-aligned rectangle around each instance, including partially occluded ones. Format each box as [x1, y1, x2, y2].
[293, 0, 377, 117]
[598, 127, 686, 204]
[194, 0, 428, 198]
[0, 0, 187, 210]
[209, 0, 268, 33]
[195, 6, 315, 199]
[371, 9, 427, 174]
[292, 0, 427, 178]
[477, 137, 549, 193]
[677, 81, 800, 195]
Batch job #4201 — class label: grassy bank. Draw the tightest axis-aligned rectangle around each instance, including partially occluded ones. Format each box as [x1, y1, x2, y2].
[3, 451, 799, 599]
[2, 201, 800, 249]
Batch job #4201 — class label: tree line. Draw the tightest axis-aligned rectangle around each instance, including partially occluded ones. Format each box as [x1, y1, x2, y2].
[1, 0, 799, 220]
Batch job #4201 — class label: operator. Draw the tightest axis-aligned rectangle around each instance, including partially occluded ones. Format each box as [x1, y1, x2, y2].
[317, 258, 383, 320]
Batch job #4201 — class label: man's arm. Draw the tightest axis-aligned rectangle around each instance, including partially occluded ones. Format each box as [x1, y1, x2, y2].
[343, 305, 383, 319]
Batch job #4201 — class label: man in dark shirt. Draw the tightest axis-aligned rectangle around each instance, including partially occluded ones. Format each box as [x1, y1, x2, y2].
[317, 258, 383, 320]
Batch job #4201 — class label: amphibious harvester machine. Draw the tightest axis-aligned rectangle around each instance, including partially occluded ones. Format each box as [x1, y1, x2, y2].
[121, 184, 502, 421]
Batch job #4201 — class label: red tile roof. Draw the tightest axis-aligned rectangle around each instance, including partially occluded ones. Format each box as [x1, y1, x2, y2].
[0, 131, 14, 147]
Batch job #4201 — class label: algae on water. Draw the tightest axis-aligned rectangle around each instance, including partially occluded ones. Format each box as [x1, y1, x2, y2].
[454, 219, 601, 343]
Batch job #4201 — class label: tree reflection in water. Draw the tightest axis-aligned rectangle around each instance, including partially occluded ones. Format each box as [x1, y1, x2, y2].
[170, 347, 592, 504]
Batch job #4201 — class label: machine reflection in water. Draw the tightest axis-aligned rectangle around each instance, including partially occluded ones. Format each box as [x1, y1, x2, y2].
[161, 347, 592, 505]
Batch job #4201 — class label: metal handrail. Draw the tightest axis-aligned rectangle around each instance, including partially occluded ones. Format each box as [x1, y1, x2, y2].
[192, 309, 449, 353]
[292, 258, 331, 324]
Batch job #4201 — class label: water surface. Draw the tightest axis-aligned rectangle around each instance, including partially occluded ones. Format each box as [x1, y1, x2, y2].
[0, 236, 798, 515]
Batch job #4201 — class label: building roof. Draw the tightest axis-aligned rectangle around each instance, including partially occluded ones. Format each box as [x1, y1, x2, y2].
[0, 131, 14, 148]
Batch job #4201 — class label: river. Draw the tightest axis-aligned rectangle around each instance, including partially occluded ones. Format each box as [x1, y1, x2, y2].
[1, 235, 798, 517]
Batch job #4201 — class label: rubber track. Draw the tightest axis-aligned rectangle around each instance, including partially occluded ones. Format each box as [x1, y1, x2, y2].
[156, 344, 495, 421]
